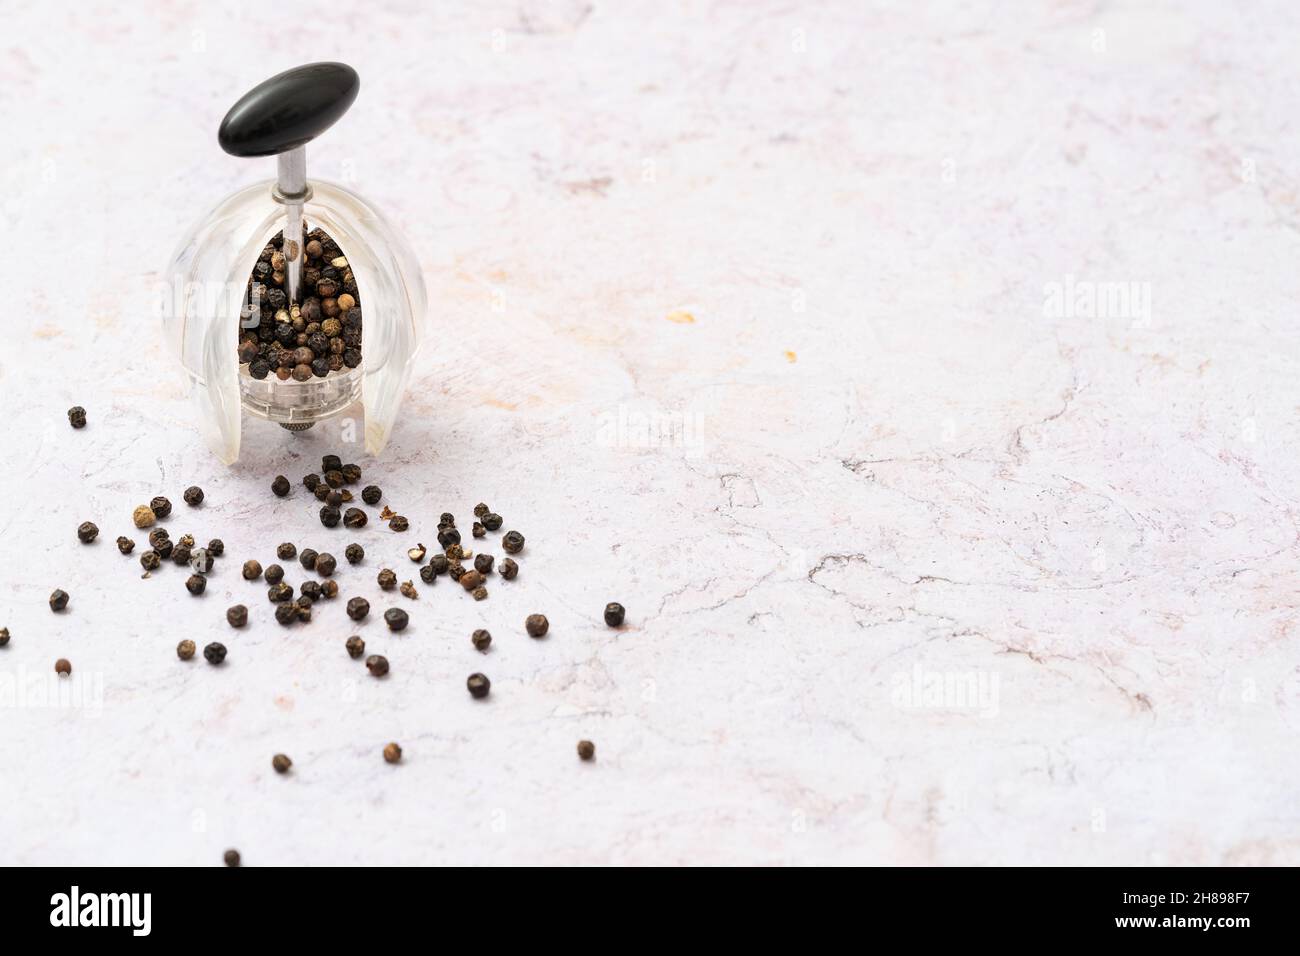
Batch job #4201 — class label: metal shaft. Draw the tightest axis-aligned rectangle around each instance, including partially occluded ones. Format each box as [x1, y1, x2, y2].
[276, 147, 308, 303]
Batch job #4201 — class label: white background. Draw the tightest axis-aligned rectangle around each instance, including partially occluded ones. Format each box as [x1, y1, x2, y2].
[1, 0, 1297, 864]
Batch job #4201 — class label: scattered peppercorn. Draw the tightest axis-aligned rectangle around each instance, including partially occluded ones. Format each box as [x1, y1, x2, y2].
[377, 568, 397, 590]
[275, 603, 298, 625]
[342, 463, 362, 484]
[419, 564, 436, 584]
[264, 564, 285, 585]
[439, 513, 456, 527]
[429, 554, 449, 576]
[77, 521, 99, 544]
[314, 484, 330, 502]
[49, 589, 69, 612]
[474, 553, 494, 575]
[437, 526, 460, 549]
[176, 639, 196, 660]
[384, 608, 409, 631]
[277, 542, 297, 560]
[361, 485, 382, 505]
[347, 597, 370, 621]
[320, 504, 341, 528]
[67, 406, 87, 429]
[390, 515, 409, 532]
[343, 507, 367, 529]
[407, 544, 426, 562]
[242, 559, 263, 580]
[383, 742, 402, 763]
[299, 548, 319, 571]
[272, 754, 292, 774]
[365, 654, 389, 677]
[472, 521, 486, 538]
[223, 849, 240, 867]
[400, 581, 418, 599]
[577, 740, 596, 761]
[183, 486, 204, 507]
[324, 469, 345, 488]
[140, 550, 161, 571]
[445, 543, 465, 561]
[315, 553, 337, 576]
[604, 602, 626, 627]
[325, 489, 343, 507]
[502, 531, 525, 554]
[268, 582, 294, 603]
[472, 586, 488, 601]
[186, 574, 207, 596]
[322, 454, 342, 473]
[303, 473, 321, 492]
[133, 505, 156, 529]
[525, 614, 549, 638]
[151, 496, 172, 519]
[204, 642, 227, 664]
[346, 635, 365, 659]
[149, 528, 170, 549]
[474, 503, 489, 518]
[178, 534, 196, 549]
[345, 543, 364, 564]
[55, 658, 72, 676]
[460, 570, 484, 591]
[482, 513, 503, 531]
[227, 605, 248, 628]
[172, 544, 193, 566]
[155, 538, 174, 559]
[448, 562, 466, 581]
[208, 538, 225, 557]
[321, 579, 339, 599]
[472, 629, 492, 652]
[467, 673, 490, 699]
[271, 475, 290, 497]
[0, 628, 9, 647]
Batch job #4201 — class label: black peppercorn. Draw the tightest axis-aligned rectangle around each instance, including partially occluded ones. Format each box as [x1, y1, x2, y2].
[577, 740, 595, 761]
[472, 629, 491, 652]
[116, 536, 135, 554]
[299, 548, 319, 571]
[0, 627, 9, 647]
[604, 602, 625, 627]
[390, 516, 409, 533]
[315, 553, 337, 576]
[227, 604, 248, 628]
[151, 496, 172, 519]
[377, 568, 397, 590]
[342, 463, 362, 484]
[55, 658, 72, 676]
[321, 579, 339, 599]
[171, 544, 192, 566]
[272, 475, 291, 497]
[474, 503, 489, 518]
[445, 543, 465, 561]
[525, 614, 549, 638]
[275, 603, 298, 625]
[208, 538, 225, 557]
[343, 507, 367, 529]
[186, 574, 207, 596]
[474, 553, 494, 575]
[448, 562, 466, 581]
[49, 589, 69, 612]
[428, 553, 449, 576]
[242, 559, 263, 580]
[346, 635, 365, 659]
[276, 542, 297, 560]
[482, 513, 503, 531]
[502, 531, 525, 554]
[183, 486, 204, 507]
[439, 513, 456, 528]
[299, 580, 322, 601]
[472, 521, 486, 538]
[177, 639, 196, 660]
[322, 454, 342, 473]
[140, 550, 161, 571]
[223, 848, 241, 867]
[345, 543, 364, 564]
[437, 526, 460, 548]
[67, 406, 87, 429]
[384, 608, 409, 631]
[303, 473, 321, 491]
[472, 586, 488, 601]
[460, 569, 484, 591]
[149, 528, 170, 549]
[365, 654, 389, 677]
[383, 742, 402, 764]
[419, 564, 436, 584]
[155, 538, 174, 559]
[268, 582, 293, 603]
[204, 642, 227, 665]
[361, 485, 382, 505]
[249, 358, 270, 379]
[347, 597, 370, 621]
[499, 558, 518, 580]
[324, 469, 345, 488]
[325, 489, 343, 508]
[467, 673, 490, 699]
[77, 521, 99, 544]
[272, 753, 292, 774]
[264, 564, 285, 585]
[320, 504, 341, 527]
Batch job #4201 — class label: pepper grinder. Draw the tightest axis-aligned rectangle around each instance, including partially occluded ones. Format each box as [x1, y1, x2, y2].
[165, 63, 427, 463]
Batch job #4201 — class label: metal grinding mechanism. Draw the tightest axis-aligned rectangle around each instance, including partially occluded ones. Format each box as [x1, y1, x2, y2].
[165, 62, 427, 463]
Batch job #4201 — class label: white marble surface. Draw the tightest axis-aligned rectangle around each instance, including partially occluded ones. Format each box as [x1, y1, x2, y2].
[2, 0, 1298, 865]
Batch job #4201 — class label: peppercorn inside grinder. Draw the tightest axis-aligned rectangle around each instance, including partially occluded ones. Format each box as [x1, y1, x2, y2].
[165, 62, 426, 463]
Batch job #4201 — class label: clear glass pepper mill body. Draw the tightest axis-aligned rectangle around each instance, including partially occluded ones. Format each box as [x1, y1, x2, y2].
[164, 178, 427, 463]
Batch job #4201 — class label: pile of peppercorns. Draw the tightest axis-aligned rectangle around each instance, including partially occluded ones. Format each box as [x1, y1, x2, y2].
[236, 226, 362, 381]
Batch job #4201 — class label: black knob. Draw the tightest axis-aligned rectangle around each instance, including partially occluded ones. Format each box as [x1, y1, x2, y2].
[218, 62, 359, 158]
